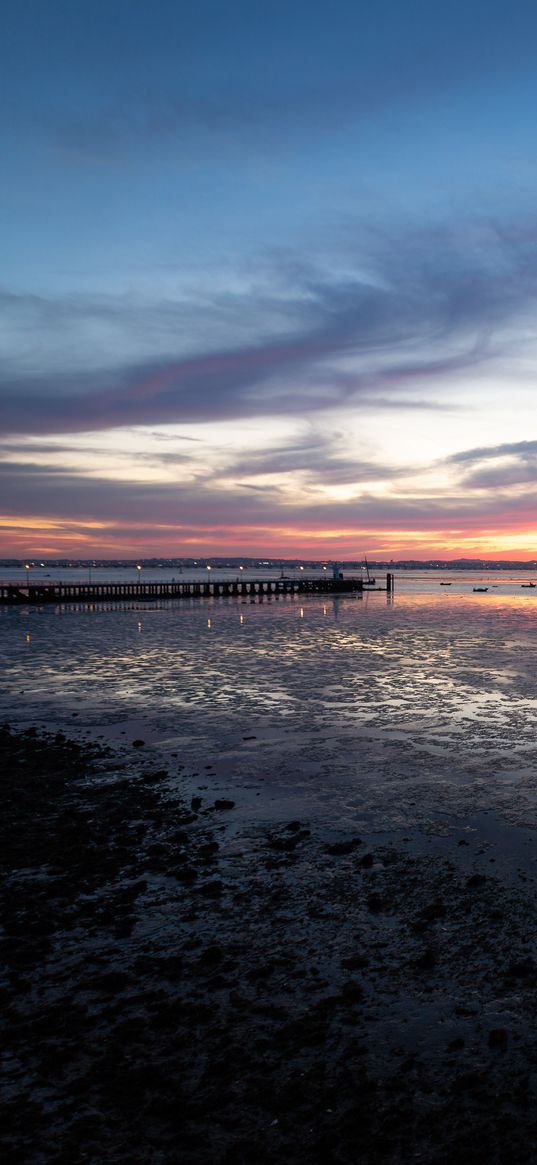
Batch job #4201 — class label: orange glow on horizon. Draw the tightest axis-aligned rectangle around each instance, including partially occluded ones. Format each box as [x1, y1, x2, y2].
[1, 510, 536, 560]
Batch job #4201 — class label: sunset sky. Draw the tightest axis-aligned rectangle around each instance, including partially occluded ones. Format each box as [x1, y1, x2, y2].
[2, 0, 537, 560]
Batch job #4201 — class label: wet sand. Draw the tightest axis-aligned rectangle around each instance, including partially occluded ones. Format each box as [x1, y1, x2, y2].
[3, 723, 537, 1164]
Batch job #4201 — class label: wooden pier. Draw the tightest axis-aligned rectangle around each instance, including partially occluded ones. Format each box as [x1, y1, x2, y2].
[0, 576, 367, 606]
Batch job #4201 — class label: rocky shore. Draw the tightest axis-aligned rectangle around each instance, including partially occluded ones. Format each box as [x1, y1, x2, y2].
[3, 723, 537, 1163]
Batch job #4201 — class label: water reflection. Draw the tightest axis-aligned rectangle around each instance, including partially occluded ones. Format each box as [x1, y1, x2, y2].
[3, 588, 537, 828]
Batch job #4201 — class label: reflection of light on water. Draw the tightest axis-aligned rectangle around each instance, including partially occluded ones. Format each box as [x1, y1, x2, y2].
[26, 633, 31, 642]
[5, 589, 537, 829]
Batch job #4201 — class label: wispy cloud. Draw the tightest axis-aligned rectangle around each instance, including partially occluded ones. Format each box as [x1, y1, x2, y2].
[3, 215, 537, 438]
[447, 440, 537, 490]
[449, 439, 537, 465]
[2, 458, 536, 532]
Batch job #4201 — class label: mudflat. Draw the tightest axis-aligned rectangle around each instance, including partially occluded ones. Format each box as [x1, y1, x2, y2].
[2, 723, 537, 1164]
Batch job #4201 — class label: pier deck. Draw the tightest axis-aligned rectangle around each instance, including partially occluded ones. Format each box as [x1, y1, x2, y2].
[0, 576, 368, 606]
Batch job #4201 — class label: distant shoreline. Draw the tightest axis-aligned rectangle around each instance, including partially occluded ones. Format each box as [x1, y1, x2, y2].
[2, 557, 537, 571]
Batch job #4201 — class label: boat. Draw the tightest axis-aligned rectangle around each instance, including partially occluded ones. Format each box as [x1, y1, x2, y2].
[521, 582, 537, 588]
[473, 587, 488, 593]
[362, 557, 376, 586]
[439, 582, 451, 586]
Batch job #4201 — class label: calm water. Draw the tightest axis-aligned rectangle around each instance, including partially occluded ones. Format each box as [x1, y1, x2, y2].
[2, 571, 537, 833]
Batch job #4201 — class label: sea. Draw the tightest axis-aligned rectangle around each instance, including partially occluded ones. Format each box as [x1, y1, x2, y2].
[2, 566, 537, 845]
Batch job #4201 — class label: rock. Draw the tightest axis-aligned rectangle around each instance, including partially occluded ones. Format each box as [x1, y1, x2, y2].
[341, 980, 364, 1003]
[191, 796, 202, 810]
[197, 945, 223, 968]
[489, 1028, 508, 1051]
[214, 799, 235, 811]
[415, 899, 446, 925]
[325, 838, 362, 856]
[447, 1038, 465, 1052]
[175, 866, 198, 884]
[269, 830, 310, 851]
[342, 954, 369, 971]
[269, 836, 300, 851]
[415, 948, 436, 971]
[505, 957, 537, 978]
[132, 739, 145, 748]
[117, 878, 147, 903]
[198, 879, 224, 897]
[142, 769, 168, 782]
[466, 873, 487, 888]
[199, 841, 219, 856]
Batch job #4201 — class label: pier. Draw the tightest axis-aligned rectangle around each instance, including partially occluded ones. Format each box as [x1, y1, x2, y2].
[0, 575, 370, 606]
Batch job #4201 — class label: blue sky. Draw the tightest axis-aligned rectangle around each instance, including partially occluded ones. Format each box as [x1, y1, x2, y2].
[2, 0, 537, 558]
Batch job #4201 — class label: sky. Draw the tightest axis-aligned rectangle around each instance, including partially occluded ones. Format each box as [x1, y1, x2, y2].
[2, 0, 537, 561]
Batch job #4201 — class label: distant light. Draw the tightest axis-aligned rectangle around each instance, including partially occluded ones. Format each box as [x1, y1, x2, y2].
[239, 565, 244, 571]
[207, 565, 212, 571]
[299, 565, 304, 571]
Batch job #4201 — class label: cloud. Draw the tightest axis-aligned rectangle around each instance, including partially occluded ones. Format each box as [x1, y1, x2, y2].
[2, 459, 536, 536]
[446, 438, 537, 489]
[3, 214, 537, 440]
[449, 439, 537, 465]
[227, 430, 402, 486]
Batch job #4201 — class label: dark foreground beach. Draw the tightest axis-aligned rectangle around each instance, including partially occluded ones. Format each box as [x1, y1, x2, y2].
[3, 725, 537, 1164]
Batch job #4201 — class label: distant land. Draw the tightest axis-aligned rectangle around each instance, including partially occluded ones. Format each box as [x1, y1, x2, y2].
[2, 558, 537, 572]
